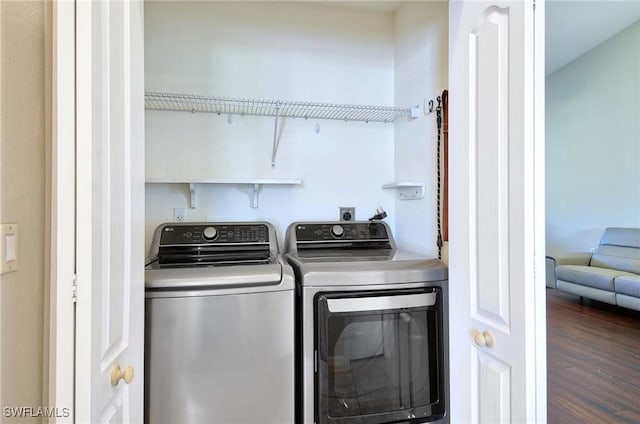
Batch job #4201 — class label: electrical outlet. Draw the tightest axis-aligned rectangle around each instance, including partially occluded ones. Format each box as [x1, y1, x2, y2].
[339, 207, 355, 221]
[173, 208, 186, 222]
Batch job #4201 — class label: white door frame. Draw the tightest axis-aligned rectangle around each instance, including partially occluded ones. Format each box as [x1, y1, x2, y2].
[48, 0, 146, 420]
[47, 1, 76, 422]
[73, 0, 145, 420]
[533, 0, 547, 419]
[448, 0, 546, 421]
[46, 1, 547, 421]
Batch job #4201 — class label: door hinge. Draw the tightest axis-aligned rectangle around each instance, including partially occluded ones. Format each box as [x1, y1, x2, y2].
[72, 275, 78, 303]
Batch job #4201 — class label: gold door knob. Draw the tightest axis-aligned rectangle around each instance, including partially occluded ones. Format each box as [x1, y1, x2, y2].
[110, 365, 134, 386]
[483, 331, 495, 348]
[473, 330, 495, 348]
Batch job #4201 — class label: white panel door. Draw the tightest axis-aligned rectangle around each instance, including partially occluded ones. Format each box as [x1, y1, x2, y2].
[75, 0, 145, 422]
[449, 0, 546, 422]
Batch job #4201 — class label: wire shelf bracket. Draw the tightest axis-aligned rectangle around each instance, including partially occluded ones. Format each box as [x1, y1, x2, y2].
[271, 104, 281, 168]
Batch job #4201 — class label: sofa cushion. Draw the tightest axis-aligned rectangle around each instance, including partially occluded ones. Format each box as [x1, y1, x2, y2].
[599, 227, 640, 248]
[616, 294, 640, 312]
[555, 265, 633, 291]
[591, 228, 640, 274]
[591, 246, 640, 274]
[557, 281, 617, 305]
[614, 275, 640, 298]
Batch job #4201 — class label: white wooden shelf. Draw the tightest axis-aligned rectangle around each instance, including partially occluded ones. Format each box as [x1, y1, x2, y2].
[146, 178, 303, 208]
[383, 182, 426, 200]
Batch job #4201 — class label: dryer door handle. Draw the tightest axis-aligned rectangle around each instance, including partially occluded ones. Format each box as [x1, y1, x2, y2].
[327, 292, 436, 313]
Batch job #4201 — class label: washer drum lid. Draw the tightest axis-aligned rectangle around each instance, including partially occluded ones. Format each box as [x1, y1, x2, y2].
[145, 263, 294, 293]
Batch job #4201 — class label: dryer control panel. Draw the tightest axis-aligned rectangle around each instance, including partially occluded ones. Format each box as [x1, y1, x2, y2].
[294, 222, 389, 241]
[285, 221, 396, 261]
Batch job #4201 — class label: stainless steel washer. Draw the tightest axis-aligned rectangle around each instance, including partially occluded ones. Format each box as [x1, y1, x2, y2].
[145, 222, 294, 424]
[285, 221, 449, 424]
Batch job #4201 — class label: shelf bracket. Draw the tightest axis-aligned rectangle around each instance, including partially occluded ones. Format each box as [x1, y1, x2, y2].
[395, 185, 425, 200]
[189, 183, 197, 208]
[271, 104, 280, 168]
[251, 184, 260, 208]
[383, 182, 426, 200]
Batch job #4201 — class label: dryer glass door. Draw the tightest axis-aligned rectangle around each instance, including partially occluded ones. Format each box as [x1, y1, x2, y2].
[315, 288, 445, 424]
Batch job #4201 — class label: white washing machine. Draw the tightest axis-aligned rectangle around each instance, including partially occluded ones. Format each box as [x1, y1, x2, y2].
[144, 222, 294, 424]
[285, 221, 449, 424]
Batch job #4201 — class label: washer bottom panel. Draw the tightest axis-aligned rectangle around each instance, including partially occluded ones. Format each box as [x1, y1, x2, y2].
[145, 290, 294, 424]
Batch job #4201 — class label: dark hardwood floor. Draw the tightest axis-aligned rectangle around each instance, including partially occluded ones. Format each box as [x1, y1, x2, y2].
[547, 289, 640, 423]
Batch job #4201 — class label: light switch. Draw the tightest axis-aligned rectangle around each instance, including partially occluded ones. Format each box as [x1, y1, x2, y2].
[0, 223, 19, 274]
[6, 234, 16, 261]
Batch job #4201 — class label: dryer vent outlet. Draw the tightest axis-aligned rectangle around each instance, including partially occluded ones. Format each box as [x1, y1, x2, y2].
[339, 207, 355, 221]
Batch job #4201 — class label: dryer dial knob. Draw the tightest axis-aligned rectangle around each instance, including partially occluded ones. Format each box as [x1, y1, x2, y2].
[331, 225, 345, 238]
[203, 226, 218, 241]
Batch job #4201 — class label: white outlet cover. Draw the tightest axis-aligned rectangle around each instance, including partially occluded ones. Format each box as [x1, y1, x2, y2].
[173, 208, 186, 222]
[0, 223, 19, 274]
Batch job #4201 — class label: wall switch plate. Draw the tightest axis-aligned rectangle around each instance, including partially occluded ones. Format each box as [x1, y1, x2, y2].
[0, 223, 19, 274]
[173, 208, 186, 222]
[339, 207, 355, 221]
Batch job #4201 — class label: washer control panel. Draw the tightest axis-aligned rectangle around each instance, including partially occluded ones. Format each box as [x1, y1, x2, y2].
[295, 222, 389, 241]
[160, 224, 269, 245]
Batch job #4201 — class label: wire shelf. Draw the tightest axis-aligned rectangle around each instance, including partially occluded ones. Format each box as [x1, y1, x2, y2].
[145, 92, 411, 123]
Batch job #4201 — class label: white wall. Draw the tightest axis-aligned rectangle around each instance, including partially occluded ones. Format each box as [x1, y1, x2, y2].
[0, 0, 46, 418]
[145, 1, 450, 256]
[144, 1, 400, 251]
[546, 20, 640, 254]
[393, 1, 449, 257]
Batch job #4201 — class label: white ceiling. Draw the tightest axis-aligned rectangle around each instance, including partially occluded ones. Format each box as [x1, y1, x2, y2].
[315, 1, 640, 76]
[313, 0, 403, 13]
[546, 1, 640, 75]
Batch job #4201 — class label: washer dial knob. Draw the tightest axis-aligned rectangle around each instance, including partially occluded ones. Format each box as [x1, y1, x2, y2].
[203, 226, 218, 241]
[331, 225, 345, 238]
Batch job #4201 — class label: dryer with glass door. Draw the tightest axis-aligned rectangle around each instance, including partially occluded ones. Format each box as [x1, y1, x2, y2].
[285, 221, 449, 424]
